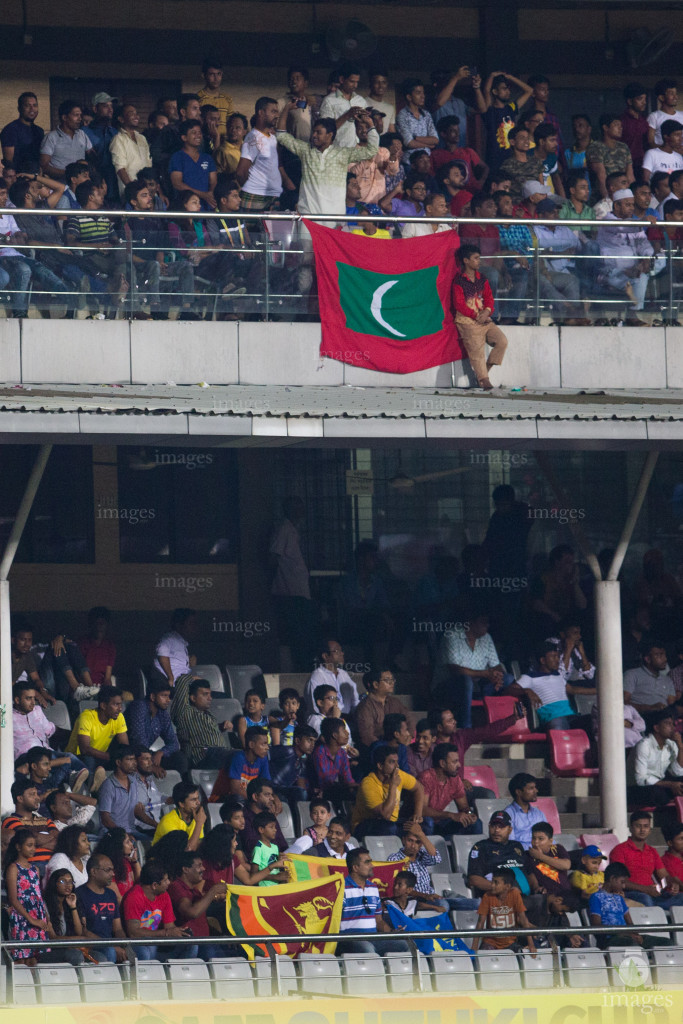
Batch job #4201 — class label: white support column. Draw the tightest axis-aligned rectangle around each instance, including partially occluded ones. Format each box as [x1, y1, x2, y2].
[0, 444, 52, 815]
[0, 579, 13, 816]
[595, 579, 628, 840]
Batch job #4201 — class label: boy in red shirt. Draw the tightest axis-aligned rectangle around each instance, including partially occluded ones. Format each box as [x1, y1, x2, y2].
[472, 867, 537, 954]
[452, 244, 509, 390]
[662, 823, 683, 884]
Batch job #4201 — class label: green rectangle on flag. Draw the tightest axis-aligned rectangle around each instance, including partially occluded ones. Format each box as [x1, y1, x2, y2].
[336, 262, 444, 340]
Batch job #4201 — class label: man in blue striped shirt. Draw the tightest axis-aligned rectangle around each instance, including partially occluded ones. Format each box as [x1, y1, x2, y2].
[341, 847, 408, 954]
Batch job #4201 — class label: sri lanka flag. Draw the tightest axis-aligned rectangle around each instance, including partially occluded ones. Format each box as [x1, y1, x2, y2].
[224, 874, 344, 959]
[384, 903, 475, 957]
[285, 852, 408, 898]
[305, 219, 464, 373]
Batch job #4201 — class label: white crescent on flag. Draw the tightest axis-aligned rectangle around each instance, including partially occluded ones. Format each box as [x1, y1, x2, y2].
[370, 280, 406, 337]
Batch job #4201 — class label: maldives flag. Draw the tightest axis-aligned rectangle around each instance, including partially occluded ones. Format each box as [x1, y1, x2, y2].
[305, 219, 463, 373]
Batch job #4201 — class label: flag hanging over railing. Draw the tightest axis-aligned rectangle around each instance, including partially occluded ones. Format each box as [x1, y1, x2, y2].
[225, 874, 344, 959]
[285, 852, 408, 898]
[305, 219, 464, 374]
[384, 903, 475, 957]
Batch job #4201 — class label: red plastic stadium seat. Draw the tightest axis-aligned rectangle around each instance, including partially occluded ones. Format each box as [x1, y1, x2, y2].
[535, 797, 562, 836]
[463, 765, 500, 797]
[676, 797, 683, 823]
[548, 729, 599, 778]
[482, 696, 546, 742]
[580, 833, 620, 864]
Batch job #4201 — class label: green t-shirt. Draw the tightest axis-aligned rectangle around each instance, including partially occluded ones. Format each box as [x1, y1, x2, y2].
[252, 840, 281, 887]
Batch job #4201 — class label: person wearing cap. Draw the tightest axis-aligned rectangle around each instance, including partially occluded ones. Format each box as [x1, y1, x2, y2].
[620, 83, 649, 171]
[508, 642, 594, 729]
[571, 845, 605, 901]
[504, 773, 546, 849]
[627, 707, 683, 809]
[597, 188, 653, 323]
[512, 179, 553, 219]
[466, 810, 531, 899]
[586, 115, 634, 202]
[533, 198, 589, 325]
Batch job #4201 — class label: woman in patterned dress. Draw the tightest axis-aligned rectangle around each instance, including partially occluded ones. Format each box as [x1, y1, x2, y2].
[5, 828, 55, 963]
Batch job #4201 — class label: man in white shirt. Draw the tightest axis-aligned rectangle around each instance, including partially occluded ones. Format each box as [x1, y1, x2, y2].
[365, 69, 396, 134]
[642, 120, 683, 183]
[627, 709, 683, 808]
[319, 61, 368, 148]
[597, 188, 654, 318]
[304, 639, 360, 717]
[647, 79, 683, 147]
[236, 97, 284, 210]
[153, 608, 198, 685]
[432, 610, 512, 728]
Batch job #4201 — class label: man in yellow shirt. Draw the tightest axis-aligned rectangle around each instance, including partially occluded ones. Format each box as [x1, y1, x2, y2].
[66, 686, 128, 790]
[152, 780, 206, 850]
[197, 58, 234, 134]
[352, 746, 425, 841]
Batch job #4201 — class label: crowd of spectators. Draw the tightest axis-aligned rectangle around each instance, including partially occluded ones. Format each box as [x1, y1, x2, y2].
[2, 65, 683, 325]
[6, 512, 683, 964]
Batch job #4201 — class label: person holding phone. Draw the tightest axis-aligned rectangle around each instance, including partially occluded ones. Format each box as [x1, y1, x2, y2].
[277, 66, 320, 142]
[432, 66, 487, 148]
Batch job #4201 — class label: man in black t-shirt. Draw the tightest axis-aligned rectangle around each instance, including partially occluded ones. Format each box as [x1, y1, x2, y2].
[77, 853, 126, 963]
[467, 810, 530, 898]
[481, 74, 533, 172]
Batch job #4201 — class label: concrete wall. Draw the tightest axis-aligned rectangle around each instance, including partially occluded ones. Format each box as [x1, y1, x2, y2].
[0, 318, 680, 391]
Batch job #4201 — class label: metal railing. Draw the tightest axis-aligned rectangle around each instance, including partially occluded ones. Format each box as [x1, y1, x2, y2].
[0, 208, 679, 325]
[1, 920, 681, 1001]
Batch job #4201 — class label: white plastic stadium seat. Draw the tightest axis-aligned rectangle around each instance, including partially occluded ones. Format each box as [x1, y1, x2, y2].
[42, 700, 71, 731]
[451, 835, 479, 872]
[430, 871, 471, 897]
[276, 804, 295, 841]
[77, 963, 125, 1002]
[606, 947, 652, 989]
[35, 964, 81, 1004]
[209, 958, 255, 999]
[153, 770, 182, 800]
[209, 698, 242, 727]
[564, 949, 610, 988]
[670, 904, 683, 945]
[341, 952, 388, 995]
[651, 946, 683, 986]
[298, 953, 343, 995]
[453, 910, 479, 931]
[384, 951, 429, 993]
[474, 799, 509, 823]
[555, 833, 580, 851]
[628, 906, 670, 941]
[253, 955, 298, 996]
[208, 804, 224, 828]
[12, 965, 37, 1005]
[430, 951, 476, 992]
[191, 769, 219, 797]
[364, 835, 402, 862]
[476, 949, 522, 991]
[166, 959, 213, 1000]
[193, 664, 225, 692]
[427, 835, 452, 872]
[520, 950, 554, 989]
[134, 959, 169, 1000]
[224, 664, 265, 702]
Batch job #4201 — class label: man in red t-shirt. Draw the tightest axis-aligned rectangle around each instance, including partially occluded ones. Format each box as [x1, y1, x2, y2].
[431, 115, 488, 192]
[452, 244, 509, 390]
[78, 607, 116, 688]
[122, 861, 191, 959]
[663, 823, 683, 884]
[419, 743, 481, 836]
[610, 810, 683, 908]
[169, 852, 228, 958]
[461, 193, 506, 301]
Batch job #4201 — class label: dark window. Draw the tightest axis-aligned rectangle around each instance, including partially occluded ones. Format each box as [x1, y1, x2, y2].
[0, 445, 94, 563]
[117, 447, 238, 563]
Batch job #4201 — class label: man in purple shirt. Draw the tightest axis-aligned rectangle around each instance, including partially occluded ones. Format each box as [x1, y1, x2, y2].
[311, 717, 358, 806]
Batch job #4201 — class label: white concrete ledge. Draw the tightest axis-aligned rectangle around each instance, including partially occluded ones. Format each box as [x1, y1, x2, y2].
[2, 320, 682, 391]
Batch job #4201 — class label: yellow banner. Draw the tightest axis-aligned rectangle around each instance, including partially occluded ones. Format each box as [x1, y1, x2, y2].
[1, 989, 682, 1023]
